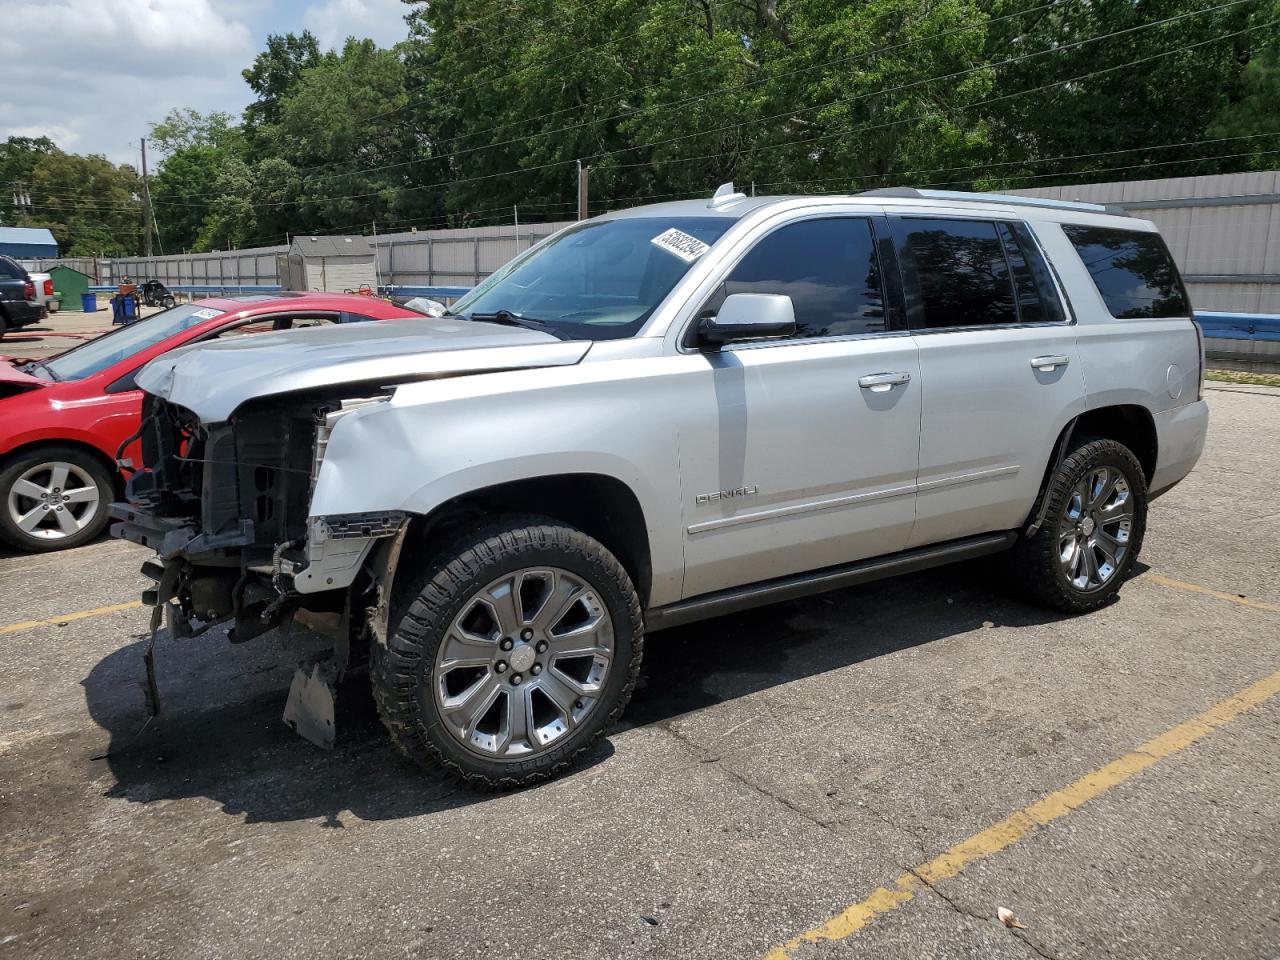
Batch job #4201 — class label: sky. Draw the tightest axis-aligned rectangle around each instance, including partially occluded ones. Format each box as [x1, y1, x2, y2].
[0, 0, 412, 166]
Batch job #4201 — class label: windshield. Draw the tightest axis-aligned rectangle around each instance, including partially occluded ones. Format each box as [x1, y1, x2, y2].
[39, 303, 228, 381]
[450, 216, 734, 340]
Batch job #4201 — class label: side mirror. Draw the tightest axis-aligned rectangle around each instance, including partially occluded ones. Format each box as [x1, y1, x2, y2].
[697, 293, 796, 348]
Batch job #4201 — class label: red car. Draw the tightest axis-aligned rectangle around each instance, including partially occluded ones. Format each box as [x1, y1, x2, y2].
[0, 292, 424, 552]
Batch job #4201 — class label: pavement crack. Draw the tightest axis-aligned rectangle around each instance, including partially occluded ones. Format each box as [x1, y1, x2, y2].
[1010, 931, 1064, 960]
[906, 868, 1064, 960]
[905, 867, 992, 925]
[660, 720, 837, 832]
[860, 797, 928, 861]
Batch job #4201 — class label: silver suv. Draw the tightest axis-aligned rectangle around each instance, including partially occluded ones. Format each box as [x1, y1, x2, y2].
[112, 186, 1208, 786]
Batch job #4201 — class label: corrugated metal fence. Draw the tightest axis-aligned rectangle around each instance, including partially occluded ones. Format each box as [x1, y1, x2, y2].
[93, 221, 576, 291]
[17, 171, 1280, 315]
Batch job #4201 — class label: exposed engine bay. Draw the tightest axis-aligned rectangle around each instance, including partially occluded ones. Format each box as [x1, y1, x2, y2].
[110, 392, 408, 746]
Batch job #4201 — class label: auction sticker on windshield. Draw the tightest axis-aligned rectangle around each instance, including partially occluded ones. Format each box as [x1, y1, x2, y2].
[651, 228, 710, 264]
[192, 308, 220, 320]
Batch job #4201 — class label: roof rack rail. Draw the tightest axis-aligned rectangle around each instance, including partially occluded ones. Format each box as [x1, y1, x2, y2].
[858, 187, 1122, 216]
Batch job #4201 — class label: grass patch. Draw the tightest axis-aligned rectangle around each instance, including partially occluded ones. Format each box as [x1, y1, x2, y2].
[1205, 369, 1280, 388]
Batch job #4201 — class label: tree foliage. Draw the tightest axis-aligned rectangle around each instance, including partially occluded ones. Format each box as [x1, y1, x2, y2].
[15, 0, 1280, 255]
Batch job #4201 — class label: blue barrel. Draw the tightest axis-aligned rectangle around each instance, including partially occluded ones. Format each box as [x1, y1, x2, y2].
[81, 293, 98, 312]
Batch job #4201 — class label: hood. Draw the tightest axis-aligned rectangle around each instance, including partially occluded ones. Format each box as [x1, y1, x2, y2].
[0, 361, 48, 397]
[135, 316, 591, 423]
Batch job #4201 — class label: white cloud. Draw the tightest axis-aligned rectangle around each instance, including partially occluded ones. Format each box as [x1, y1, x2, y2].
[0, 0, 256, 164]
[304, 0, 410, 50]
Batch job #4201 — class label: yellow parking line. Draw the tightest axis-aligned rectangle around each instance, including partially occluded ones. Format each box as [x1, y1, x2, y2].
[0, 600, 144, 636]
[764, 665, 1280, 959]
[1144, 573, 1280, 614]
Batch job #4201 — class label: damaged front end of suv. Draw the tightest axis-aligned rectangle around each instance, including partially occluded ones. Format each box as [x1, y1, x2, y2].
[112, 389, 409, 746]
[109, 317, 590, 748]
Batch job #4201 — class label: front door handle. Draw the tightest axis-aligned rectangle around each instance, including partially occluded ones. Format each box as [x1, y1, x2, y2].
[858, 371, 911, 392]
[1030, 354, 1070, 372]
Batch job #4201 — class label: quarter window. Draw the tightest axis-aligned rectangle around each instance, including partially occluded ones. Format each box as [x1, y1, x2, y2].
[999, 223, 1066, 324]
[892, 218, 1018, 329]
[721, 217, 886, 338]
[1061, 225, 1190, 319]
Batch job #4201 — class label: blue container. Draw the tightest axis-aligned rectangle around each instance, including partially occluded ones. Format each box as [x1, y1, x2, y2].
[110, 294, 138, 325]
[81, 292, 98, 312]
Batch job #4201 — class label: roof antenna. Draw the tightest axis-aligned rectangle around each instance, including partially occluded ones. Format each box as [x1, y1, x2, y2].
[708, 182, 746, 208]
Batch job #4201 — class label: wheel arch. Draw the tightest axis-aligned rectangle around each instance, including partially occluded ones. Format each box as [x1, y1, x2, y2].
[1024, 404, 1157, 533]
[1070, 404, 1158, 483]
[0, 437, 123, 495]
[398, 472, 653, 607]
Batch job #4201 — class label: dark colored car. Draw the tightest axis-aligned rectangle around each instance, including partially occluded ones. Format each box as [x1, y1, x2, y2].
[0, 255, 43, 339]
[0, 292, 426, 552]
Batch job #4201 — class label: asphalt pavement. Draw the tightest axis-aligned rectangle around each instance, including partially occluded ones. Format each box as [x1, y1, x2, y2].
[1, 385, 1276, 960]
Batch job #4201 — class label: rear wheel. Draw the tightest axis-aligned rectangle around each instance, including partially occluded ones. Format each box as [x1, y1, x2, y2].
[1013, 437, 1147, 613]
[0, 447, 114, 552]
[372, 517, 643, 787]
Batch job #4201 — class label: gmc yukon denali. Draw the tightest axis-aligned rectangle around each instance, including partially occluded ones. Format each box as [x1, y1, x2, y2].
[111, 186, 1208, 787]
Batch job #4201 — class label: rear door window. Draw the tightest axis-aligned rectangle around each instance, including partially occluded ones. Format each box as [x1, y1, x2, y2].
[720, 217, 887, 338]
[891, 218, 1018, 329]
[1061, 225, 1190, 319]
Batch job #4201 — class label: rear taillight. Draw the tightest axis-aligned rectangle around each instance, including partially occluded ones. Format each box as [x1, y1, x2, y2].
[1192, 318, 1204, 401]
[43, 278, 53, 297]
[23, 280, 34, 301]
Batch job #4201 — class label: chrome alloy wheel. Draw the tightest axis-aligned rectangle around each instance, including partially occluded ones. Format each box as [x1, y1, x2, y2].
[6, 461, 101, 541]
[1058, 466, 1133, 592]
[434, 566, 615, 759]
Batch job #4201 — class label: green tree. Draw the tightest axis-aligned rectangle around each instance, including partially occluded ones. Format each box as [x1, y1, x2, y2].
[1210, 46, 1280, 168]
[149, 108, 243, 157]
[242, 31, 324, 134]
[21, 150, 141, 255]
[0, 135, 56, 226]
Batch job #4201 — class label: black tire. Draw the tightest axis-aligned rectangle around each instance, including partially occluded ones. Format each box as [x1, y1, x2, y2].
[0, 445, 115, 552]
[1012, 437, 1148, 613]
[371, 516, 644, 788]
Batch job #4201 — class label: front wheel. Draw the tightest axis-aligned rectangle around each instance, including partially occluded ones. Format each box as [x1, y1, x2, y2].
[1013, 438, 1148, 613]
[372, 517, 643, 787]
[0, 447, 114, 552]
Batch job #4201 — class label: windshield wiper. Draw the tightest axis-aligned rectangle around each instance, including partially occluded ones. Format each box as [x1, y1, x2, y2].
[465, 309, 568, 339]
[18, 360, 57, 381]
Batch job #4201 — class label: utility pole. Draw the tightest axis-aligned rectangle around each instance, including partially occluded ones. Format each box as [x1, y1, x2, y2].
[140, 138, 154, 259]
[576, 160, 589, 220]
[513, 204, 519, 250]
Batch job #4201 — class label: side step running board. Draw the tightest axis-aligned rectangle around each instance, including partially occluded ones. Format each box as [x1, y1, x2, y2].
[645, 531, 1018, 631]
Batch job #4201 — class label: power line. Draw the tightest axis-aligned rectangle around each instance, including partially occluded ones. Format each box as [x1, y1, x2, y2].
[154, 0, 1077, 197]
[749, 131, 1280, 192]
[239, 10, 1272, 211]
[613, 17, 1276, 176]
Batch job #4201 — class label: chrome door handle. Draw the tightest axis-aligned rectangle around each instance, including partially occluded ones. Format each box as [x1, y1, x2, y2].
[1030, 355, 1070, 372]
[858, 371, 911, 392]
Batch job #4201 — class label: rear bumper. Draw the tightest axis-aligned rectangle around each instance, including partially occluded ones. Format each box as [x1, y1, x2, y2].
[2, 302, 42, 330]
[1150, 399, 1208, 497]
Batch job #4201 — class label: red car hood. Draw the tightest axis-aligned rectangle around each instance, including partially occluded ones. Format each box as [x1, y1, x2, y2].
[0, 360, 49, 392]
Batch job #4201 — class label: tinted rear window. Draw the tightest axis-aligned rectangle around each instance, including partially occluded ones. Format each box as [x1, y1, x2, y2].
[1062, 225, 1189, 319]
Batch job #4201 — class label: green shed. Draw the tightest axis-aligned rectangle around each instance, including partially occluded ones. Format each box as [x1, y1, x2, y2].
[49, 265, 92, 311]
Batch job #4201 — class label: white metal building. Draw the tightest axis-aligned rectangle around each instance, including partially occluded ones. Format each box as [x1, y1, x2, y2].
[277, 235, 378, 293]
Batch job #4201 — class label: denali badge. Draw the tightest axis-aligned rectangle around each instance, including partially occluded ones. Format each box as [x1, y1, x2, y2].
[696, 485, 759, 505]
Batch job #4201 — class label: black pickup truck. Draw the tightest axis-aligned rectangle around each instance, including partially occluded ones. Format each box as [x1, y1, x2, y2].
[0, 255, 43, 340]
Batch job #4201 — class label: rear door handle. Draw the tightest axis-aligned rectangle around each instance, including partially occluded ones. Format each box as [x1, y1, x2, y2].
[1030, 355, 1070, 372]
[858, 371, 911, 392]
